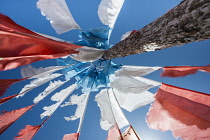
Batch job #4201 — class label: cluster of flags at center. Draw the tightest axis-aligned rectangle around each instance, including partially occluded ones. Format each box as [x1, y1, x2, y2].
[1, 0, 210, 140]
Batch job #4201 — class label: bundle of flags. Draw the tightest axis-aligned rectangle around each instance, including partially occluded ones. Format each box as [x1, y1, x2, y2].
[0, 0, 210, 140]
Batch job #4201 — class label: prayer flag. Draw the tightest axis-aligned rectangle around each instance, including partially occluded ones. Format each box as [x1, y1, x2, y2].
[0, 105, 34, 134]
[115, 65, 161, 77]
[0, 30, 80, 57]
[70, 46, 105, 62]
[33, 80, 68, 104]
[0, 78, 27, 96]
[121, 31, 132, 41]
[122, 126, 141, 140]
[14, 125, 41, 140]
[111, 88, 155, 112]
[0, 14, 82, 71]
[0, 14, 45, 37]
[62, 93, 89, 121]
[0, 54, 77, 71]
[0, 94, 18, 105]
[111, 76, 160, 94]
[18, 73, 62, 97]
[62, 133, 79, 140]
[0, 15, 81, 58]
[95, 89, 129, 130]
[40, 84, 77, 118]
[147, 100, 210, 140]
[107, 124, 122, 140]
[147, 84, 210, 140]
[21, 65, 68, 79]
[162, 65, 210, 77]
[98, 0, 125, 28]
[37, 0, 81, 34]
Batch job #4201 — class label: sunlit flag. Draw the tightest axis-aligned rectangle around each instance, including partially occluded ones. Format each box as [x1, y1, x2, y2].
[147, 83, 210, 140]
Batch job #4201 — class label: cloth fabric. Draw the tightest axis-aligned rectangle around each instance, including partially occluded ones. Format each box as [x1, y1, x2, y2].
[161, 65, 210, 77]
[115, 65, 161, 77]
[156, 83, 210, 122]
[33, 80, 69, 104]
[0, 78, 27, 96]
[147, 83, 210, 140]
[0, 30, 80, 57]
[122, 126, 141, 140]
[95, 89, 129, 130]
[37, 0, 81, 34]
[75, 60, 121, 93]
[18, 73, 62, 97]
[57, 27, 121, 93]
[111, 76, 160, 94]
[40, 84, 77, 119]
[62, 93, 89, 121]
[0, 105, 34, 134]
[0, 14, 81, 71]
[111, 88, 155, 112]
[62, 133, 79, 140]
[14, 125, 42, 140]
[98, 0, 125, 28]
[121, 31, 132, 41]
[0, 13, 45, 37]
[70, 46, 105, 62]
[0, 54, 77, 71]
[0, 94, 18, 105]
[107, 124, 122, 140]
[21, 65, 68, 79]
[147, 100, 210, 140]
[74, 27, 112, 50]
[57, 56, 87, 79]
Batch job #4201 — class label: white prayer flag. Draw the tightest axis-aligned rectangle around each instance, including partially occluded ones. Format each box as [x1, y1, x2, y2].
[37, 0, 81, 34]
[121, 31, 132, 41]
[33, 80, 69, 104]
[62, 93, 89, 121]
[21, 65, 66, 79]
[111, 76, 160, 94]
[115, 65, 161, 77]
[71, 46, 105, 62]
[111, 88, 155, 112]
[18, 73, 62, 97]
[40, 84, 78, 118]
[98, 0, 125, 28]
[95, 89, 129, 130]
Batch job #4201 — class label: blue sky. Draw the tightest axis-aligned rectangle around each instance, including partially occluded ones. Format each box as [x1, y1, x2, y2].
[1, 0, 210, 140]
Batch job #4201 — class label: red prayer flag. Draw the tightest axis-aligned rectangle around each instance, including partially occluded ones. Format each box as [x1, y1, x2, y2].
[147, 100, 210, 140]
[0, 13, 45, 37]
[0, 31, 80, 57]
[147, 84, 210, 140]
[14, 125, 42, 140]
[14, 117, 49, 140]
[156, 84, 210, 125]
[0, 94, 18, 105]
[122, 126, 141, 140]
[0, 53, 77, 71]
[107, 124, 122, 140]
[62, 133, 79, 140]
[161, 65, 210, 77]
[157, 83, 210, 106]
[0, 104, 34, 134]
[0, 78, 27, 96]
[0, 14, 82, 71]
[201, 65, 210, 73]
